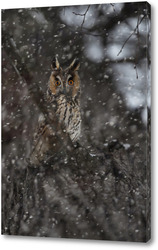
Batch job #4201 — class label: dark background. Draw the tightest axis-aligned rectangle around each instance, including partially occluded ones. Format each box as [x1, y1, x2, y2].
[2, 2, 151, 242]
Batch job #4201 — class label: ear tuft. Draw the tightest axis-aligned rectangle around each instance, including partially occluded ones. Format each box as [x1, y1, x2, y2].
[51, 57, 60, 70]
[69, 58, 80, 71]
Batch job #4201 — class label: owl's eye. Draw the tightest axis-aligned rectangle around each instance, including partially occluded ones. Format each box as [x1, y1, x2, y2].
[68, 78, 74, 86]
[55, 80, 61, 86]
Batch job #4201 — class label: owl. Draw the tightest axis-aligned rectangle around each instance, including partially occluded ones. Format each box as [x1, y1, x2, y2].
[29, 57, 81, 166]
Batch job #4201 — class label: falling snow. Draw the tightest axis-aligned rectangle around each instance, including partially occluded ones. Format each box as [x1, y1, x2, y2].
[2, 2, 151, 242]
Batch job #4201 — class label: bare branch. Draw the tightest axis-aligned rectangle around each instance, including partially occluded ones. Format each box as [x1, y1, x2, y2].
[2, 30, 74, 166]
[72, 12, 85, 17]
[133, 15, 142, 79]
[117, 14, 146, 56]
[134, 64, 139, 79]
[72, 5, 90, 30]
[66, 22, 106, 37]
[105, 57, 136, 64]
[81, 5, 90, 30]
[110, 3, 116, 13]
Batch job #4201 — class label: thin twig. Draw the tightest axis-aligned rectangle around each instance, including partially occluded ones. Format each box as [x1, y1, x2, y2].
[134, 64, 139, 79]
[72, 12, 85, 16]
[66, 23, 106, 40]
[81, 31, 105, 37]
[117, 14, 146, 56]
[81, 5, 90, 30]
[110, 3, 116, 13]
[71, 6, 90, 44]
[134, 16, 141, 79]
[72, 5, 90, 30]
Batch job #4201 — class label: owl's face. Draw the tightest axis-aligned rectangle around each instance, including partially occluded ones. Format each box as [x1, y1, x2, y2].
[49, 57, 80, 100]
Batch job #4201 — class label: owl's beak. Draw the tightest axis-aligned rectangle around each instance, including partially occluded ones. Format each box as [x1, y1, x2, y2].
[62, 85, 66, 95]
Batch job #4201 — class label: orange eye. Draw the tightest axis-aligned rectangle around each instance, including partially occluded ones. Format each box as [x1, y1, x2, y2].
[55, 80, 61, 86]
[68, 80, 74, 86]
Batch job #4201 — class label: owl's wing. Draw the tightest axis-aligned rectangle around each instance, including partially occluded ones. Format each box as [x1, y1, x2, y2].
[33, 113, 46, 145]
[29, 113, 57, 166]
[29, 114, 48, 166]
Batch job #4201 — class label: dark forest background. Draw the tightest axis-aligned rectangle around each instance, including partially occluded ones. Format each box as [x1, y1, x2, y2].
[2, 2, 151, 242]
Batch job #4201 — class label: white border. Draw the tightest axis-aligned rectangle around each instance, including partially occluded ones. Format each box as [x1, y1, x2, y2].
[1, 1, 158, 250]
[0, 0, 147, 9]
